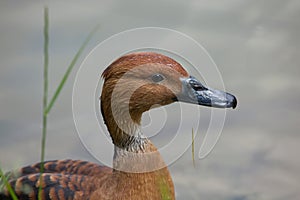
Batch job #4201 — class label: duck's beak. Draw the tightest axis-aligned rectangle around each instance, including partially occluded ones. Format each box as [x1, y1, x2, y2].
[177, 76, 237, 109]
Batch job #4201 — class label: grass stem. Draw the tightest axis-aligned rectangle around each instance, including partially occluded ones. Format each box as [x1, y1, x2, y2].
[192, 128, 195, 168]
[0, 168, 18, 200]
[38, 6, 49, 200]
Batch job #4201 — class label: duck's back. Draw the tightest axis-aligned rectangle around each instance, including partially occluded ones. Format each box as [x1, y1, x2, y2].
[0, 159, 112, 200]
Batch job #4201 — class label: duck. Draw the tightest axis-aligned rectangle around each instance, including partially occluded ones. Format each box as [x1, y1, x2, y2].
[0, 52, 237, 200]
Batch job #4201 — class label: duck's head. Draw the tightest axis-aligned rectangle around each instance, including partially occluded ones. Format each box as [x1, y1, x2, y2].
[101, 52, 237, 146]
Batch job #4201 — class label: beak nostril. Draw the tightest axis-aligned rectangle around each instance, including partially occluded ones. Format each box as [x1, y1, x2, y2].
[189, 79, 207, 91]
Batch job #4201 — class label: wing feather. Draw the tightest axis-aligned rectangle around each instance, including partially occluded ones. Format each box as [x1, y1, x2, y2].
[0, 160, 112, 200]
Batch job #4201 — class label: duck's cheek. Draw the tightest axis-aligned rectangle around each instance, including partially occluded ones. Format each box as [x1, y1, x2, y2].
[127, 90, 174, 114]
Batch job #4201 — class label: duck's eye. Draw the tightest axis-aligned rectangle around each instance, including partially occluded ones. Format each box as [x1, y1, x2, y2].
[151, 74, 165, 83]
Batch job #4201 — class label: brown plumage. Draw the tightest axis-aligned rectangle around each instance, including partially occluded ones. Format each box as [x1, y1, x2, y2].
[0, 52, 237, 200]
[1, 160, 111, 200]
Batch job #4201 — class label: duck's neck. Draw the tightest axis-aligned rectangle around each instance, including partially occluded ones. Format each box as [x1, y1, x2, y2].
[101, 103, 167, 172]
[100, 90, 175, 199]
[102, 110, 147, 149]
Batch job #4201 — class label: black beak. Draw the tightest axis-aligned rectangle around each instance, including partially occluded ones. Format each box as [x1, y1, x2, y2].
[177, 76, 237, 109]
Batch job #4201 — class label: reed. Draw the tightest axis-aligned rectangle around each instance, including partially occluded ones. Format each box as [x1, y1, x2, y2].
[0, 6, 98, 200]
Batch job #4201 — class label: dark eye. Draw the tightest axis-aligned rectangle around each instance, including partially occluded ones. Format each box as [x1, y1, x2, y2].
[151, 74, 165, 83]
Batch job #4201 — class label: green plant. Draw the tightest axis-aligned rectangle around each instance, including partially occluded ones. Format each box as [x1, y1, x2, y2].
[0, 168, 18, 200]
[0, 6, 98, 200]
[192, 128, 195, 168]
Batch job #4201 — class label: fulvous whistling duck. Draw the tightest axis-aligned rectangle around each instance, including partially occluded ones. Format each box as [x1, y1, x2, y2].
[0, 52, 237, 200]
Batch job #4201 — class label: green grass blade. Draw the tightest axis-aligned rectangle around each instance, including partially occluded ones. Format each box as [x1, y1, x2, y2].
[45, 24, 100, 114]
[38, 6, 49, 200]
[192, 128, 195, 168]
[0, 167, 18, 200]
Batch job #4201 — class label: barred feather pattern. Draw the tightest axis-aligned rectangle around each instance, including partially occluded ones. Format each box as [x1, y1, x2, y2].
[0, 160, 112, 200]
